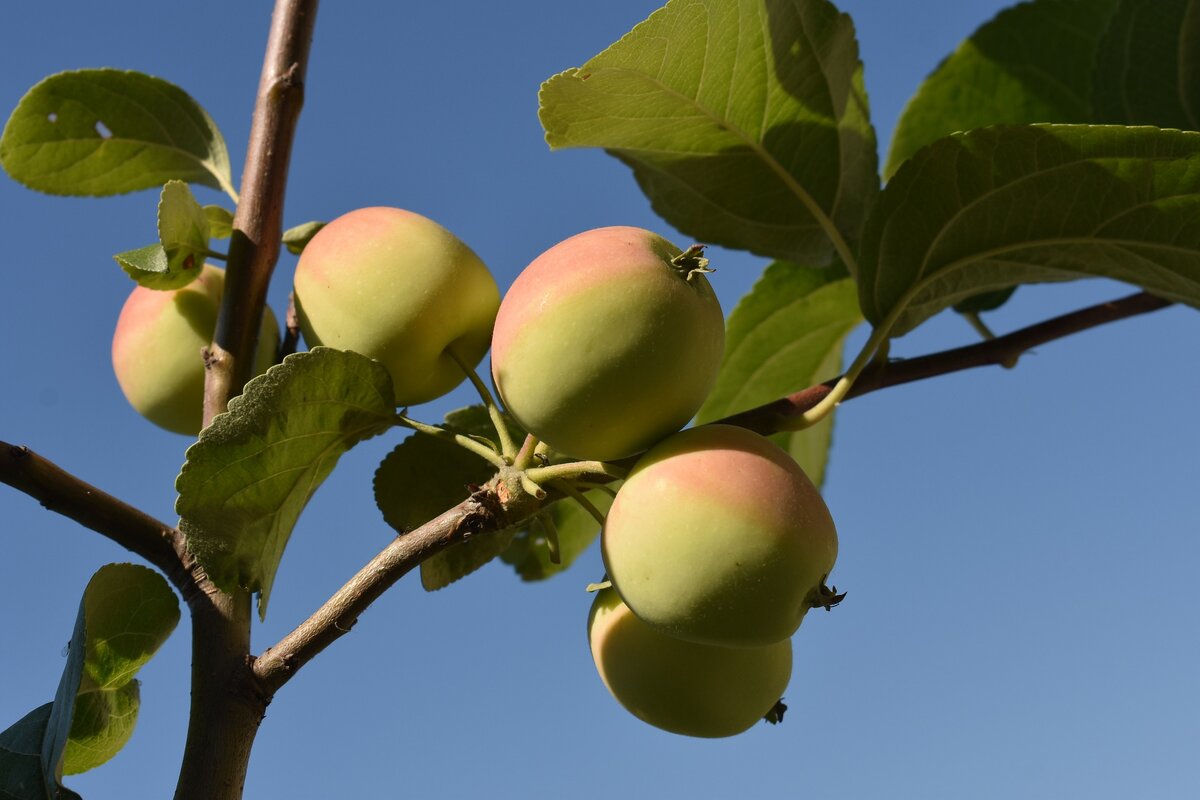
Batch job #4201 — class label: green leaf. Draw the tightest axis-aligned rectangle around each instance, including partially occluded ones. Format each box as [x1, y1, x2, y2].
[113, 244, 170, 287]
[0, 704, 82, 800]
[696, 261, 859, 486]
[177, 348, 397, 618]
[860, 124, 1200, 337]
[538, 0, 878, 264]
[62, 683, 138, 776]
[157, 180, 209, 279]
[62, 563, 179, 775]
[204, 205, 235, 239]
[1092, 0, 1200, 130]
[0, 69, 235, 198]
[0, 564, 178, 796]
[282, 221, 326, 255]
[885, 0, 1120, 178]
[374, 405, 524, 591]
[953, 286, 1019, 315]
[501, 490, 615, 582]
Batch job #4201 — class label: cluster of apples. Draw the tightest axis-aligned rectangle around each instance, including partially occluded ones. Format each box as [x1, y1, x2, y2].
[110, 207, 840, 738]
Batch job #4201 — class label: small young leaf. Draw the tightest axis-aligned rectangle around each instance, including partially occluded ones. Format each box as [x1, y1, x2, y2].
[1093, 0, 1200, 130]
[539, 0, 878, 264]
[157, 180, 209, 281]
[885, 0, 1119, 178]
[204, 205, 235, 239]
[282, 221, 326, 255]
[501, 490, 615, 582]
[113, 244, 174, 289]
[177, 348, 397, 618]
[0, 69, 235, 198]
[696, 261, 860, 487]
[860, 124, 1200, 338]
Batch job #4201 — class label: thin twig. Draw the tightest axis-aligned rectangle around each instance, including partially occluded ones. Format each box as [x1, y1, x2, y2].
[719, 291, 1173, 434]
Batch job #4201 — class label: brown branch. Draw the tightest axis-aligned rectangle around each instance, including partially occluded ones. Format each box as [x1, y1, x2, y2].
[0, 442, 206, 602]
[203, 0, 317, 427]
[251, 290, 1177, 695]
[253, 487, 508, 694]
[179, 2, 319, 799]
[719, 291, 1174, 435]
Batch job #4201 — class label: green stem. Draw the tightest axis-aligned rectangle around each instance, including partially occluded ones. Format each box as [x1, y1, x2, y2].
[551, 480, 609, 528]
[395, 414, 507, 468]
[526, 460, 627, 484]
[205, 249, 229, 262]
[512, 434, 541, 471]
[780, 321, 891, 430]
[446, 348, 517, 459]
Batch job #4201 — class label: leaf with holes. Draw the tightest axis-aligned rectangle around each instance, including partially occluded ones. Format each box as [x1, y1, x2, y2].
[885, 0, 1119, 178]
[1093, 0, 1200, 130]
[177, 348, 397, 618]
[860, 124, 1200, 338]
[539, 0, 877, 264]
[696, 261, 860, 487]
[0, 69, 235, 198]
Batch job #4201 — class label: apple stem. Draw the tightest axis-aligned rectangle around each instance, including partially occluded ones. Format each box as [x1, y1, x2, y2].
[446, 346, 518, 459]
[532, 513, 561, 564]
[512, 433, 541, 471]
[550, 479, 609, 529]
[395, 413, 508, 468]
[526, 460, 627, 485]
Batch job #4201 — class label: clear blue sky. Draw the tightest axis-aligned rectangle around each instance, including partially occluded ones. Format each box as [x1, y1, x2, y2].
[2, 1, 1198, 798]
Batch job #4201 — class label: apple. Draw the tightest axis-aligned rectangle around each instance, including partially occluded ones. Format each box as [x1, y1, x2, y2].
[111, 263, 279, 435]
[293, 207, 500, 406]
[490, 226, 724, 461]
[588, 587, 791, 738]
[602, 424, 838, 647]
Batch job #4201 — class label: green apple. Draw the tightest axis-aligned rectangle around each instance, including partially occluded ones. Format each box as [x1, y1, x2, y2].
[602, 424, 838, 647]
[490, 226, 724, 461]
[111, 263, 279, 435]
[293, 206, 500, 406]
[588, 587, 791, 738]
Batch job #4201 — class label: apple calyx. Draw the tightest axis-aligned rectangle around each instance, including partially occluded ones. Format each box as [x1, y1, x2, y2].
[670, 244, 714, 283]
[763, 700, 788, 725]
[810, 577, 847, 611]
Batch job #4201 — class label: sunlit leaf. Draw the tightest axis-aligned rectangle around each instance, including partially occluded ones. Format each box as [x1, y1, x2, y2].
[282, 221, 325, 255]
[539, 0, 878, 264]
[157, 180, 209, 282]
[0, 69, 235, 197]
[177, 348, 396, 618]
[204, 205, 235, 239]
